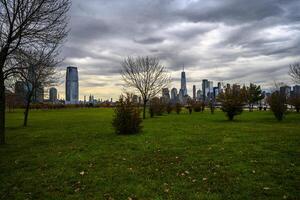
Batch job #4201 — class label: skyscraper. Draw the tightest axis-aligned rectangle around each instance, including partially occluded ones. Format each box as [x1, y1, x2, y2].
[196, 89, 202, 100]
[162, 88, 170, 102]
[66, 66, 79, 104]
[202, 79, 209, 101]
[181, 65, 187, 96]
[193, 85, 196, 100]
[171, 88, 178, 102]
[49, 87, 57, 102]
[293, 85, 300, 96]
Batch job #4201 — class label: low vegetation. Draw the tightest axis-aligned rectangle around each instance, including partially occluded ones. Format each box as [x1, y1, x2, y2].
[267, 91, 287, 121]
[112, 94, 142, 134]
[218, 85, 245, 120]
[1, 108, 299, 199]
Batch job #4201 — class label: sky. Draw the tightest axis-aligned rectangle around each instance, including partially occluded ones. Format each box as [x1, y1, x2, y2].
[57, 0, 300, 100]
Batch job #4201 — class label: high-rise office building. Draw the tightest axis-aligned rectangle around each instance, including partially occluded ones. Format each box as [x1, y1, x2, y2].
[66, 66, 79, 104]
[280, 86, 291, 97]
[162, 88, 170, 102]
[193, 85, 196, 100]
[49, 87, 57, 102]
[202, 79, 209, 101]
[171, 88, 178, 101]
[293, 85, 300, 96]
[196, 89, 202, 100]
[181, 66, 187, 96]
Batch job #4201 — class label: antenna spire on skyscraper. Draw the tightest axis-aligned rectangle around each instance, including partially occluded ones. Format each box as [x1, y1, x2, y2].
[183, 64, 185, 72]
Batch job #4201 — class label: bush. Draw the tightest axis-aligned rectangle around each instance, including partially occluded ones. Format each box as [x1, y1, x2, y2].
[193, 102, 203, 112]
[112, 94, 142, 134]
[217, 85, 245, 120]
[268, 91, 287, 121]
[149, 97, 165, 117]
[288, 95, 300, 112]
[166, 102, 173, 114]
[186, 106, 192, 114]
[209, 100, 215, 114]
[175, 103, 182, 114]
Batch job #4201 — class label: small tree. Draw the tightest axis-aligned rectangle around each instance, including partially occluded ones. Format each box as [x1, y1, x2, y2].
[166, 102, 173, 114]
[267, 91, 287, 121]
[200, 101, 206, 112]
[218, 85, 245, 121]
[149, 97, 165, 117]
[17, 46, 59, 127]
[112, 94, 142, 135]
[193, 102, 202, 112]
[244, 83, 264, 112]
[121, 57, 170, 119]
[289, 63, 300, 84]
[175, 103, 182, 114]
[209, 99, 215, 114]
[186, 106, 192, 114]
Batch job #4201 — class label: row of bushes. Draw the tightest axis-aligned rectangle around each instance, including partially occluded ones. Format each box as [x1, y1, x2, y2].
[6, 102, 114, 111]
[112, 90, 300, 135]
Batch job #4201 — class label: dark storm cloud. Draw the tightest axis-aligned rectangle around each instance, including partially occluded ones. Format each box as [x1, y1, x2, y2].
[61, 0, 300, 94]
[134, 37, 165, 44]
[176, 0, 284, 24]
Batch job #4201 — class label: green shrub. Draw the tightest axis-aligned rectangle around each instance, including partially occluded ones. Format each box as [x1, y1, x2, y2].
[268, 91, 287, 121]
[166, 102, 173, 114]
[186, 106, 192, 114]
[288, 95, 300, 113]
[217, 85, 245, 120]
[112, 94, 142, 134]
[193, 101, 205, 112]
[175, 103, 182, 114]
[193, 102, 202, 112]
[149, 97, 165, 117]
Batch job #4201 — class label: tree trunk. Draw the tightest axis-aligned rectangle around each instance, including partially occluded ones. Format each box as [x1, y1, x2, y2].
[0, 70, 5, 144]
[23, 92, 33, 127]
[0, 47, 10, 144]
[143, 100, 147, 119]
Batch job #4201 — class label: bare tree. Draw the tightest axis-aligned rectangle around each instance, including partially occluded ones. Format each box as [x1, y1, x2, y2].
[121, 56, 170, 119]
[289, 63, 300, 84]
[0, 0, 70, 144]
[17, 45, 59, 126]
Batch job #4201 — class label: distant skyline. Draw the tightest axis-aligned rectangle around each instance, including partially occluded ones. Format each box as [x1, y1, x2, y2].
[57, 0, 300, 100]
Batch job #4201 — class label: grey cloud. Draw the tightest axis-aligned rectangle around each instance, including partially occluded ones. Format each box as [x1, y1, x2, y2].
[80, 82, 108, 87]
[134, 37, 165, 44]
[59, 0, 300, 93]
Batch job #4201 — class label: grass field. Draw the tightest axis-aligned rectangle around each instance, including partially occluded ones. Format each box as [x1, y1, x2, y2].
[0, 108, 299, 200]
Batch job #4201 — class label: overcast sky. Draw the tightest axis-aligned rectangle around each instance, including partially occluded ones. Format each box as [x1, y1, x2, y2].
[57, 0, 300, 100]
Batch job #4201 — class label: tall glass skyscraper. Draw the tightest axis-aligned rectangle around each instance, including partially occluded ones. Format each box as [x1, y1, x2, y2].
[180, 66, 187, 96]
[66, 66, 79, 104]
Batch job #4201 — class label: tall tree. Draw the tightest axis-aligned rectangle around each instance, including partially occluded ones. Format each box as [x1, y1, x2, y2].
[0, 0, 70, 144]
[17, 45, 59, 126]
[121, 57, 170, 119]
[289, 63, 300, 84]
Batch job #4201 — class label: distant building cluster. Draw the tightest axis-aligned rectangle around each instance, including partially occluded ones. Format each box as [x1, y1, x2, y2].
[158, 67, 300, 107]
[6, 64, 300, 107]
[279, 85, 300, 98]
[160, 67, 223, 105]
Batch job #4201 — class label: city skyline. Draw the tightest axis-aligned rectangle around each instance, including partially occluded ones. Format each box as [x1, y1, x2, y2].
[55, 0, 299, 100]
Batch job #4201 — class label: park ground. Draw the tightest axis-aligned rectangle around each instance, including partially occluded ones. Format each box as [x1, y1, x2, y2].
[0, 108, 299, 200]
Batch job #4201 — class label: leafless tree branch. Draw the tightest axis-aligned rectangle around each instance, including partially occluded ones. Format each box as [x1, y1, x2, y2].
[121, 56, 171, 119]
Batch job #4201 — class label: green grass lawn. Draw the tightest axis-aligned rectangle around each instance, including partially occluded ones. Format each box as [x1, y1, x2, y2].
[0, 108, 299, 200]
